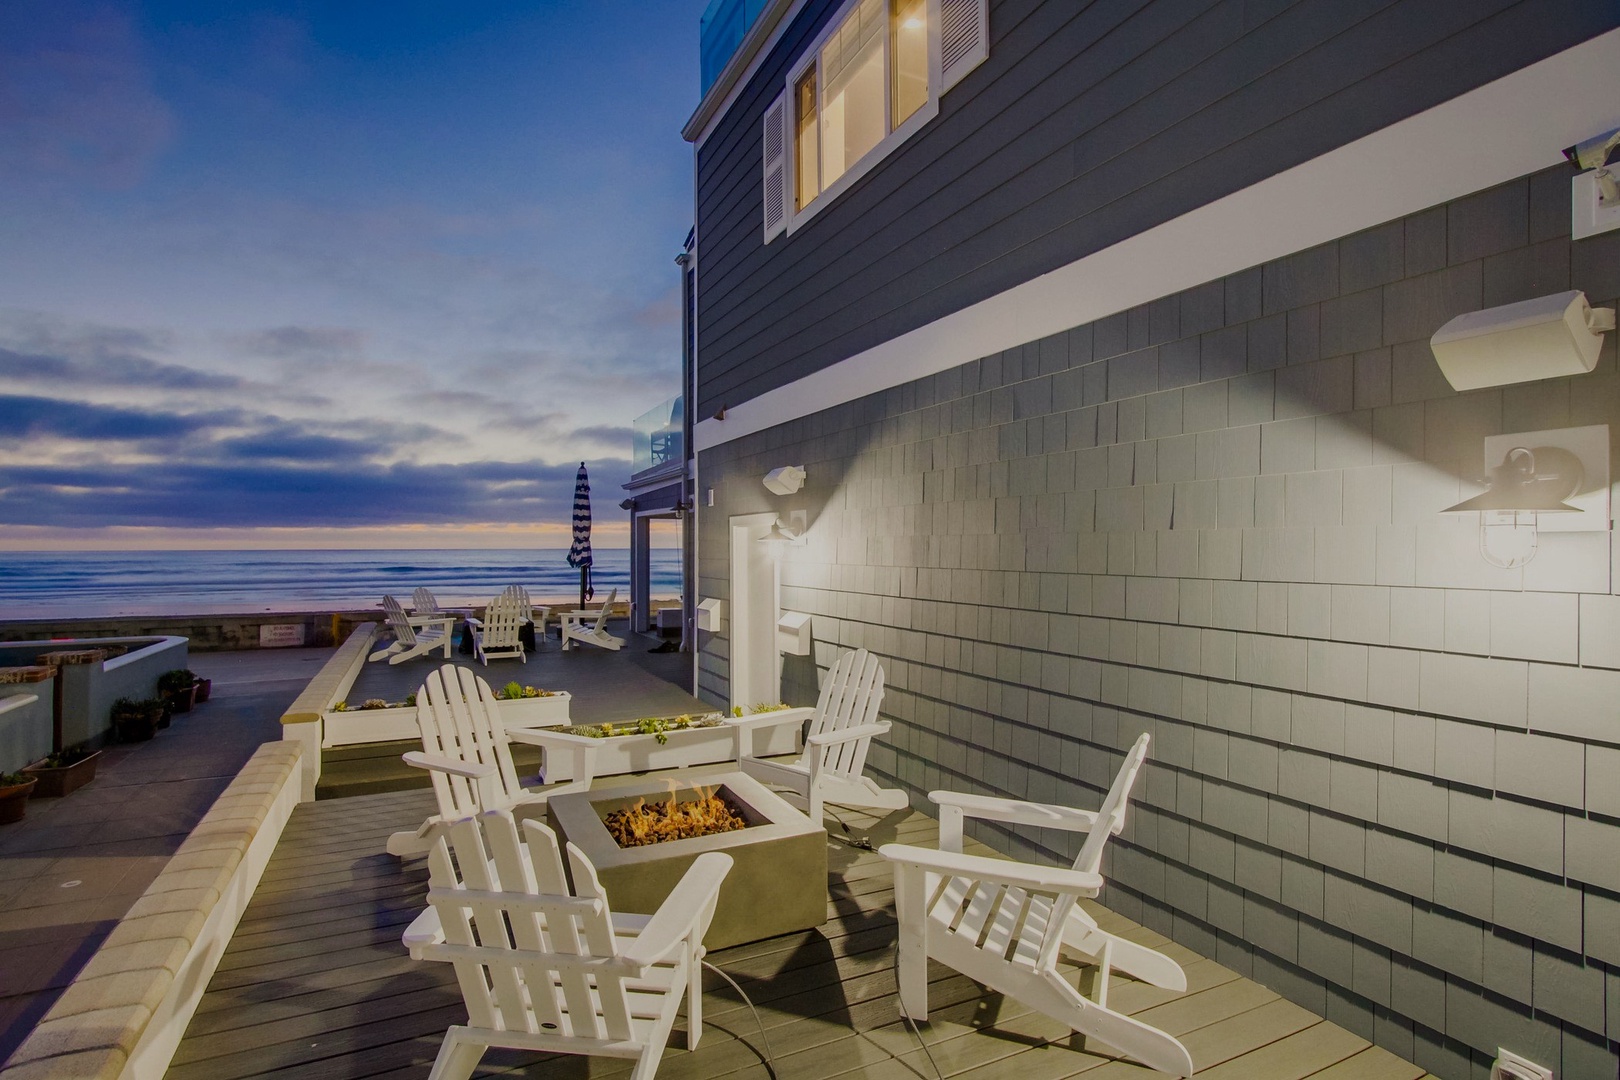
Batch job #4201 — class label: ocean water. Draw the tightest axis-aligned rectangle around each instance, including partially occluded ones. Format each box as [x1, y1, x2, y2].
[0, 549, 681, 620]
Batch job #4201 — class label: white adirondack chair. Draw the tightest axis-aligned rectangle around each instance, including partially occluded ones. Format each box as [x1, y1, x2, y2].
[369, 594, 456, 665]
[405, 808, 731, 1080]
[386, 665, 602, 857]
[469, 592, 527, 665]
[879, 734, 1194, 1077]
[559, 588, 625, 651]
[506, 584, 549, 630]
[725, 647, 908, 825]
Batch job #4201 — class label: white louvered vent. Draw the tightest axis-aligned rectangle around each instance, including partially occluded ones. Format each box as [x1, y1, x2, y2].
[762, 91, 788, 243]
[938, 0, 988, 93]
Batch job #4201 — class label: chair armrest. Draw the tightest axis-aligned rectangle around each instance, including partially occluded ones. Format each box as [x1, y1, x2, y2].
[464, 616, 483, 630]
[402, 905, 443, 956]
[620, 852, 734, 968]
[724, 706, 815, 732]
[928, 790, 1100, 833]
[402, 751, 497, 782]
[878, 843, 1103, 895]
[506, 728, 598, 748]
[806, 721, 889, 748]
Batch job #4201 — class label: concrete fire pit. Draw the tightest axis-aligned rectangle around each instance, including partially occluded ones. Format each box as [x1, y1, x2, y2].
[546, 771, 826, 950]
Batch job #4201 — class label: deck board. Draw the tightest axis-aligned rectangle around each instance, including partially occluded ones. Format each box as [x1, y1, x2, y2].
[170, 786, 1437, 1080]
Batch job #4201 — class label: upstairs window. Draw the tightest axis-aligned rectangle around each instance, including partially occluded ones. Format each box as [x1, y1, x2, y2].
[762, 0, 987, 242]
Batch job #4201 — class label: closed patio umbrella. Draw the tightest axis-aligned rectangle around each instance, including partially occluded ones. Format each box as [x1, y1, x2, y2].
[567, 462, 593, 610]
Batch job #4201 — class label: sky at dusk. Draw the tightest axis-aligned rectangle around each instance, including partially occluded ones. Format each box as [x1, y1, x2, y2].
[0, 0, 708, 549]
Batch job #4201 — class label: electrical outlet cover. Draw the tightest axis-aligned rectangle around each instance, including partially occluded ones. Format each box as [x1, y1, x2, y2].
[1572, 170, 1620, 240]
[1491, 1047, 1554, 1080]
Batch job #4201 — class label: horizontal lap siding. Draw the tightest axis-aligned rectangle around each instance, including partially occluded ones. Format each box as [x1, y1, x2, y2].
[694, 0, 1618, 418]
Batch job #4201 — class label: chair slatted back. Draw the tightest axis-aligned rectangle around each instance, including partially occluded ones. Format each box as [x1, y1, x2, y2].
[590, 589, 618, 634]
[413, 587, 440, 615]
[417, 666, 525, 821]
[804, 648, 885, 779]
[480, 593, 525, 650]
[382, 595, 419, 646]
[425, 811, 637, 1043]
[1073, 732, 1151, 875]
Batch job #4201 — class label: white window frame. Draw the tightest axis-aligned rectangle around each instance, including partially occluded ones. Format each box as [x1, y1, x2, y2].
[782, 0, 943, 236]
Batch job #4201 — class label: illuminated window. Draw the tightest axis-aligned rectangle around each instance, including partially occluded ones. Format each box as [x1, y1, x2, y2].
[762, 0, 987, 242]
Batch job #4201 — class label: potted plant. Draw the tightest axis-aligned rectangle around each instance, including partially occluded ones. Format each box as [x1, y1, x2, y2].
[23, 744, 102, 798]
[157, 669, 200, 714]
[193, 674, 212, 703]
[111, 697, 165, 742]
[0, 772, 37, 824]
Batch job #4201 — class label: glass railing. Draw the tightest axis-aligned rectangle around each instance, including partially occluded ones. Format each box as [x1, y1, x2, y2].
[700, 0, 770, 95]
[632, 395, 684, 475]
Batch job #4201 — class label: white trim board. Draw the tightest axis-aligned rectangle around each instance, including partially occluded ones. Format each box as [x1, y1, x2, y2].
[695, 28, 1620, 453]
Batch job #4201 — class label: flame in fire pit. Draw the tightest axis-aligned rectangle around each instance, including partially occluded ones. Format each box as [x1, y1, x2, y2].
[602, 785, 749, 848]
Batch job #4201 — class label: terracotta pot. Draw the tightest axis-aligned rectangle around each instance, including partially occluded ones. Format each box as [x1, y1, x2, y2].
[23, 751, 101, 799]
[0, 778, 37, 824]
[166, 684, 196, 715]
[194, 678, 212, 703]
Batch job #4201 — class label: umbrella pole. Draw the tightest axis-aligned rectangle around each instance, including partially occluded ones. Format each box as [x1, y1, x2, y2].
[579, 567, 587, 613]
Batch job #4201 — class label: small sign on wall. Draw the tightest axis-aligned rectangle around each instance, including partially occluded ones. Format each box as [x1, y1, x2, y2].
[260, 624, 306, 648]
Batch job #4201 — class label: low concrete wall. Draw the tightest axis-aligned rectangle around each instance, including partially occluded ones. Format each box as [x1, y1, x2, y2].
[0, 638, 185, 753]
[0, 693, 50, 775]
[0, 611, 385, 653]
[280, 623, 379, 801]
[0, 740, 303, 1080]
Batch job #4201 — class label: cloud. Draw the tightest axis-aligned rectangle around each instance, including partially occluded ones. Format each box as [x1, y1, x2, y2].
[215, 429, 377, 463]
[233, 325, 367, 360]
[0, 455, 635, 529]
[0, 345, 245, 393]
[0, 3, 176, 187]
[0, 394, 233, 442]
[570, 424, 636, 447]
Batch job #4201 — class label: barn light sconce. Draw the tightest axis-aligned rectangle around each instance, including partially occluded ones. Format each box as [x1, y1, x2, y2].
[1442, 446, 1583, 568]
[1442, 425, 1610, 570]
[756, 517, 801, 545]
[763, 465, 806, 495]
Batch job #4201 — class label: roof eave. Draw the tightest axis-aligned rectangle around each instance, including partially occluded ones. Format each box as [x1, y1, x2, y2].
[682, 0, 799, 144]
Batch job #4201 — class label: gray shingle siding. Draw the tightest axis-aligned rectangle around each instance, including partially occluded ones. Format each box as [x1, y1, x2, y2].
[697, 165, 1620, 1078]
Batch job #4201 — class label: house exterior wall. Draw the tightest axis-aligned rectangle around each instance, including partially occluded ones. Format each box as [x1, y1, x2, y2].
[693, 0, 1619, 420]
[695, 165, 1620, 1078]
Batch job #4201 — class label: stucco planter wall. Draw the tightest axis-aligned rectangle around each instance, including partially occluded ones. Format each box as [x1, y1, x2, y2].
[537, 720, 798, 783]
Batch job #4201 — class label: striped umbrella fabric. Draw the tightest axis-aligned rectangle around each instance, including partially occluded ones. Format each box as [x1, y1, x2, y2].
[566, 462, 593, 602]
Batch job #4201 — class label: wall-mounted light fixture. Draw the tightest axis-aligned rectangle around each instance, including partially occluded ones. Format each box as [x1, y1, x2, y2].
[1430, 291, 1613, 391]
[763, 465, 806, 495]
[1442, 425, 1610, 569]
[1443, 446, 1582, 567]
[756, 517, 801, 545]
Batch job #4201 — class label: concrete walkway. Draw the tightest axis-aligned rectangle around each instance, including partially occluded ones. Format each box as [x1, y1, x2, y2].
[0, 647, 332, 1064]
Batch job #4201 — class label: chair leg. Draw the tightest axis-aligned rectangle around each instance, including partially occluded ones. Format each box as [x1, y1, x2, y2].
[808, 788, 824, 826]
[427, 1027, 486, 1080]
[892, 863, 929, 1021]
[686, 949, 704, 1049]
[630, 1044, 667, 1080]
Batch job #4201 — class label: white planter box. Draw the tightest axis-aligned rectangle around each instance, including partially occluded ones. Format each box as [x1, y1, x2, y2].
[539, 721, 799, 783]
[322, 692, 572, 747]
[495, 695, 571, 728]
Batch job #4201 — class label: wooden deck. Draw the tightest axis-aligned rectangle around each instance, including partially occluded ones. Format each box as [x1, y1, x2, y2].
[170, 780, 1435, 1080]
